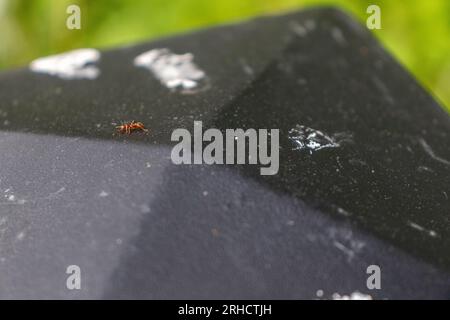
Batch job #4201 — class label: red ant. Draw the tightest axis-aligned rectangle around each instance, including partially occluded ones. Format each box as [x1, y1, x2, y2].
[115, 120, 149, 135]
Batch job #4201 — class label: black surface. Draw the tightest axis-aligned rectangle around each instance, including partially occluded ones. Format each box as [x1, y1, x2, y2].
[0, 7, 449, 299]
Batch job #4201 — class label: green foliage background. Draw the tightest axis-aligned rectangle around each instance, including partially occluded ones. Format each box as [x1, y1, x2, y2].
[0, 0, 449, 110]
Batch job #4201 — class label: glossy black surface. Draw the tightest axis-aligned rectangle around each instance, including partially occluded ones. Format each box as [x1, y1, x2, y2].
[0, 8, 449, 299]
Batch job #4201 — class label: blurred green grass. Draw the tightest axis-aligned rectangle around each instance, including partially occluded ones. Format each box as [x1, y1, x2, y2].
[0, 0, 449, 111]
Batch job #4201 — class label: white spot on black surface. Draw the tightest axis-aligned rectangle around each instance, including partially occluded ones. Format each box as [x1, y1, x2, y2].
[1, 186, 66, 206]
[290, 21, 308, 37]
[330, 27, 347, 46]
[30, 48, 100, 80]
[239, 58, 254, 76]
[372, 76, 395, 105]
[336, 207, 351, 217]
[288, 125, 351, 154]
[290, 19, 316, 37]
[328, 227, 365, 262]
[417, 165, 434, 173]
[332, 291, 372, 300]
[134, 48, 206, 92]
[99, 191, 109, 198]
[139, 204, 151, 214]
[407, 220, 438, 238]
[418, 138, 450, 166]
[47, 187, 66, 199]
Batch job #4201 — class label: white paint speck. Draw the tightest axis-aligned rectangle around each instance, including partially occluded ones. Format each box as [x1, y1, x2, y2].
[332, 291, 372, 300]
[16, 231, 26, 241]
[304, 20, 316, 30]
[99, 191, 109, 197]
[290, 22, 307, 37]
[239, 58, 254, 76]
[372, 75, 395, 105]
[336, 207, 351, 217]
[328, 227, 365, 262]
[134, 48, 206, 91]
[139, 204, 151, 214]
[288, 125, 351, 154]
[202, 191, 208, 196]
[407, 220, 438, 238]
[418, 138, 450, 166]
[316, 289, 324, 298]
[290, 19, 316, 37]
[408, 221, 425, 232]
[50, 187, 66, 197]
[30, 48, 100, 80]
[331, 27, 347, 46]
